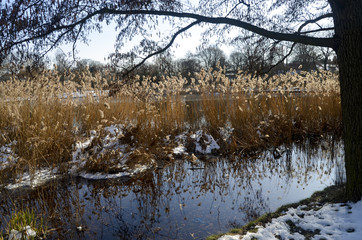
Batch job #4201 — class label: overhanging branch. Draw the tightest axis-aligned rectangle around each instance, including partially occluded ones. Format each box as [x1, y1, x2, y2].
[299, 27, 334, 35]
[297, 13, 333, 34]
[6, 8, 336, 53]
[104, 9, 335, 48]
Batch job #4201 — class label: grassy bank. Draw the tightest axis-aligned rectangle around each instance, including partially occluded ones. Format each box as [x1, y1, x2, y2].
[0, 67, 341, 185]
[206, 184, 347, 240]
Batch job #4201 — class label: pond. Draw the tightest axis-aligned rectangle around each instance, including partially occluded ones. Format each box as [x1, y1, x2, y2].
[0, 140, 344, 240]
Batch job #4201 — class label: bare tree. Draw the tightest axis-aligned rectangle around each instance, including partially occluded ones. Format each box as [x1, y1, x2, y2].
[230, 36, 289, 75]
[0, 0, 361, 201]
[229, 51, 244, 73]
[196, 45, 227, 70]
[318, 47, 336, 71]
[54, 50, 72, 73]
[176, 53, 201, 80]
[291, 44, 319, 71]
[153, 52, 176, 76]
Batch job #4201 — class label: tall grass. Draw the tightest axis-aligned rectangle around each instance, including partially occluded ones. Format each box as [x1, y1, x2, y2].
[0, 66, 341, 181]
[194, 68, 341, 153]
[1, 208, 47, 239]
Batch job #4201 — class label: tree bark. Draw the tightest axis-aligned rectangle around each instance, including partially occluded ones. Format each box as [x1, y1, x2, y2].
[329, 0, 362, 201]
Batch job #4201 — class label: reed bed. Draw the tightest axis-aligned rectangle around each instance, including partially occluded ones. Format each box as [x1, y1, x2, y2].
[0, 66, 342, 183]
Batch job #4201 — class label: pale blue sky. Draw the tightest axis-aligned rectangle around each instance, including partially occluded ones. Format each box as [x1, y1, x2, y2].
[53, 20, 233, 64]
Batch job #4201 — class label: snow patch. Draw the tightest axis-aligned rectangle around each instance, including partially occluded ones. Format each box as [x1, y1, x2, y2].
[173, 145, 186, 155]
[190, 130, 220, 154]
[172, 130, 220, 156]
[218, 235, 240, 240]
[5, 168, 59, 190]
[0, 141, 17, 170]
[70, 125, 129, 174]
[78, 171, 130, 180]
[78, 161, 154, 180]
[219, 200, 362, 240]
[8, 226, 36, 240]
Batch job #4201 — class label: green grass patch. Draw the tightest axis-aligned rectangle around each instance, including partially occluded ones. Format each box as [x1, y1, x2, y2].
[1, 208, 48, 239]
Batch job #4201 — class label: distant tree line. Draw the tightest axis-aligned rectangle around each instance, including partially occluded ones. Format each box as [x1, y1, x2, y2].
[130, 42, 337, 82]
[0, 43, 337, 83]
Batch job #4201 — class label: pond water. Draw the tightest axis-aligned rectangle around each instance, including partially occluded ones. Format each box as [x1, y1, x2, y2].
[0, 140, 344, 240]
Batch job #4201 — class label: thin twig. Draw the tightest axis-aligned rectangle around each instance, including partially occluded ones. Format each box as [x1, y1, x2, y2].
[121, 20, 201, 78]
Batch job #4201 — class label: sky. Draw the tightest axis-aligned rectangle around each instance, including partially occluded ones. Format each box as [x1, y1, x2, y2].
[49, 1, 333, 66]
[52, 20, 234, 64]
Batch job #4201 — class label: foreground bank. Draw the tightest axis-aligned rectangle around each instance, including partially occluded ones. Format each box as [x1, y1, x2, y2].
[209, 185, 362, 240]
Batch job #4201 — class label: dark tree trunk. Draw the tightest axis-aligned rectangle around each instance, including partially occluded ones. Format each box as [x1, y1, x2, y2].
[329, 0, 362, 201]
[323, 54, 328, 71]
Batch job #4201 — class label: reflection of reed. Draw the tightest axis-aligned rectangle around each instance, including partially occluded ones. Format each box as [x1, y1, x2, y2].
[0, 140, 344, 240]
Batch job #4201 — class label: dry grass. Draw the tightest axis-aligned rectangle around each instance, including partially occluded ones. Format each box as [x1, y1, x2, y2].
[0, 66, 342, 181]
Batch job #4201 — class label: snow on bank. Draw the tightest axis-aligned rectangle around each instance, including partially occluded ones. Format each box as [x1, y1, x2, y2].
[173, 130, 220, 157]
[1, 124, 155, 189]
[77, 162, 155, 180]
[0, 141, 17, 170]
[5, 168, 59, 190]
[1, 126, 234, 188]
[191, 130, 220, 154]
[0, 140, 60, 190]
[70, 124, 156, 180]
[0, 126, 229, 188]
[219, 200, 362, 240]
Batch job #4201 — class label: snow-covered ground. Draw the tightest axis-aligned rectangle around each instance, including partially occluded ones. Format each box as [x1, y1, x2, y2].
[219, 199, 362, 240]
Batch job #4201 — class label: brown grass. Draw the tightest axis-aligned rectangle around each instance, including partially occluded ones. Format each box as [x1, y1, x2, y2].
[0, 67, 342, 181]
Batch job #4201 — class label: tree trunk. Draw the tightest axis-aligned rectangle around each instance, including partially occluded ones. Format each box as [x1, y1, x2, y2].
[323, 53, 328, 71]
[329, 0, 362, 201]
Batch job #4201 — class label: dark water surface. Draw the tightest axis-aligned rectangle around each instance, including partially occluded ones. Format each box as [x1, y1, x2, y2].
[0, 141, 344, 240]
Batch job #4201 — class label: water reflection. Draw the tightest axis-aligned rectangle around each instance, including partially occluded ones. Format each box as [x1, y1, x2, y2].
[0, 140, 344, 240]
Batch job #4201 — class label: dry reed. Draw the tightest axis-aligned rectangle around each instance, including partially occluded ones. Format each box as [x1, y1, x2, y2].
[0, 66, 342, 182]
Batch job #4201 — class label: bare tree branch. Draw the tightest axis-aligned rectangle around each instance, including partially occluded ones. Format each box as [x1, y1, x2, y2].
[38, 27, 74, 59]
[72, 23, 85, 61]
[299, 27, 335, 35]
[264, 42, 297, 74]
[225, 1, 250, 17]
[260, 13, 334, 74]
[121, 20, 201, 77]
[5, 8, 336, 54]
[100, 9, 336, 48]
[297, 13, 333, 34]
